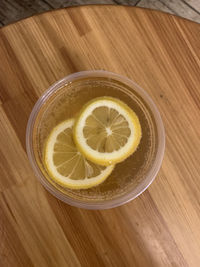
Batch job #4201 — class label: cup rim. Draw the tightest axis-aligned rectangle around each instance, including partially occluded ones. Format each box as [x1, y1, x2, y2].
[26, 70, 165, 209]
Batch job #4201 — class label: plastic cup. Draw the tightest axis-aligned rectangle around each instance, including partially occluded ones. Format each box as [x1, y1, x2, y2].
[26, 70, 165, 209]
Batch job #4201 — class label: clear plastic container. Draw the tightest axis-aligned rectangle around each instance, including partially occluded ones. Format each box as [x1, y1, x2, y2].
[26, 70, 165, 209]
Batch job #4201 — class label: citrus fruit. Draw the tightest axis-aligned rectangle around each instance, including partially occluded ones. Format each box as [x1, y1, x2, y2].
[74, 97, 142, 166]
[44, 118, 114, 189]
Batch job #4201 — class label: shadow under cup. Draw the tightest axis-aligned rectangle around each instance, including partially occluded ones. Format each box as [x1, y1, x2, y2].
[26, 71, 165, 209]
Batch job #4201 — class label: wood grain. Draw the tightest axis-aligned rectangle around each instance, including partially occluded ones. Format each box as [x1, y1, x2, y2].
[0, 6, 200, 267]
[1, 0, 200, 26]
[159, 0, 200, 22]
[137, 0, 174, 14]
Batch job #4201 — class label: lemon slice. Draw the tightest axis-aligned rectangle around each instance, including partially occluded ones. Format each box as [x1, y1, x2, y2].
[74, 97, 142, 166]
[44, 119, 114, 189]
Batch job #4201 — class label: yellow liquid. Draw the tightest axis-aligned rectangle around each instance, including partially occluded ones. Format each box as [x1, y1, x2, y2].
[33, 77, 157, 202]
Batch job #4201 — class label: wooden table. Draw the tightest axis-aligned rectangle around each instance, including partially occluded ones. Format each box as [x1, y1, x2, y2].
[0, 6, 200, 267]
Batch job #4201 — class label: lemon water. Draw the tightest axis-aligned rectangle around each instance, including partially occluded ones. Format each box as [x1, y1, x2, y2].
[33, 77, 157, 201]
